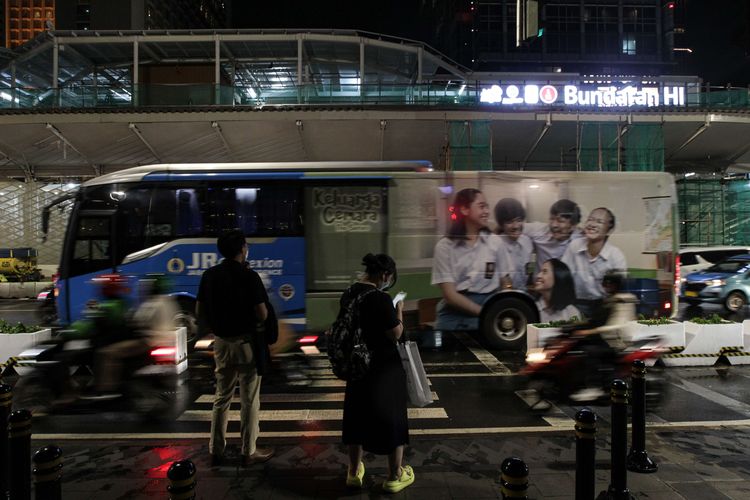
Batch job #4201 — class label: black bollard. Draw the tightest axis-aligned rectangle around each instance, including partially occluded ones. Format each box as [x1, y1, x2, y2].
[597, 379, 634, 500]
[575, 408, 597, 500]
[167, 460, 196, 500]
[627, 360, 657, 473]
[0, 383, 11, 497]
[8, 409, 32, 500]
[500, 457, 528, 500]
[33, 445, 63, 500]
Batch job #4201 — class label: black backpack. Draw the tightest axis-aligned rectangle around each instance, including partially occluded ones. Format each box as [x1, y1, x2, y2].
[327, 287, 377, 381]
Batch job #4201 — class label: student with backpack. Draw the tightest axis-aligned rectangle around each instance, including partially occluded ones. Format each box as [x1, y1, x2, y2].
[334, 253, 414, 493]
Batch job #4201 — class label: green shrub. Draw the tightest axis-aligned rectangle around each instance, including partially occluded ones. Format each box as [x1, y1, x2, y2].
[531, 316, 581, 329]
[636, 315, 676, 326]
[0, 319, 43, 333]
[688, 314, 733, 325]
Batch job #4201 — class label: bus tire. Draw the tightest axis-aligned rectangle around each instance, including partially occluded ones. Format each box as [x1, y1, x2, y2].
[480, 296, 536, 351]
[174, 296, 199, 350]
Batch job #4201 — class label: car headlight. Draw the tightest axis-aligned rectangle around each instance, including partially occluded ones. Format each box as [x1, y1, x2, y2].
[708, 279, 726, 287]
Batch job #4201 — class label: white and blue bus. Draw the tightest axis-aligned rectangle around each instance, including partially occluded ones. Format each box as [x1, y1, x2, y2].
[45, 162, 679, 350]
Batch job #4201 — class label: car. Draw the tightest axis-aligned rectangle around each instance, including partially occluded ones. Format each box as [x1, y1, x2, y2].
[680, 254, 750, 312]
[679, 246, 750, 277]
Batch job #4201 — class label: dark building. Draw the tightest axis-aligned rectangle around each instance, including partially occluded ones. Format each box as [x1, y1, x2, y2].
[55, 0, 227, 31]
[424, 0, 684, 74]
[3, 0, 55, 49]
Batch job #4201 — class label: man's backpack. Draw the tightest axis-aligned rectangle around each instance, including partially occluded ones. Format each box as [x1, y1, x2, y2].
[327, 287, 377, 381]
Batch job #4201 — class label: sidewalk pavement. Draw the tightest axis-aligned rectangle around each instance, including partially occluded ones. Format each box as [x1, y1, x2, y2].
[36, 425, 750, 499]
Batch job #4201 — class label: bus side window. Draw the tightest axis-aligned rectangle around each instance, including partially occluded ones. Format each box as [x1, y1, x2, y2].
[70, 217, 112, 277]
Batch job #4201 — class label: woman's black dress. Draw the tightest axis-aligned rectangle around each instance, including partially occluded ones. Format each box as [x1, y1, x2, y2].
[341, 283, 409, 454]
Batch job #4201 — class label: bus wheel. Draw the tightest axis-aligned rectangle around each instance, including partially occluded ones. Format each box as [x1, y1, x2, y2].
[174, 297, 199, 349]
[480, 297, 533, 350]
[725, 291, 746, 312]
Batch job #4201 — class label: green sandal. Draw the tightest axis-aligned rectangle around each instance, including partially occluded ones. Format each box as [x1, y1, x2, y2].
[346, 461, 365, 488]
[383, 465, 415, 493]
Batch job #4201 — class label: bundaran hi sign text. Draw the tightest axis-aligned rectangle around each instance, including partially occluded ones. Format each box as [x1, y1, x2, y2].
[479, 84, 685, 107]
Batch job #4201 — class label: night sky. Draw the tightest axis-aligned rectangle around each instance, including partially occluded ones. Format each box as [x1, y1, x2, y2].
[230, 0, 422, 40]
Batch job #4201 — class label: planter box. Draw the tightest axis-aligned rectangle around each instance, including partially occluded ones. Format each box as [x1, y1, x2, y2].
[526, 324, 563, 351]
[626, 320, 685, 346]
[662, 320, 744, 367]
[0, 328, 52, 371]
[625, 320, 685, 367]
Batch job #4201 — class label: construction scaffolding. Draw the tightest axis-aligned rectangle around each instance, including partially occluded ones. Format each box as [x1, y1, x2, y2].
[676, 177, 750, 246]
[447, 120, 493, 171]
[578, 122, 664, 172]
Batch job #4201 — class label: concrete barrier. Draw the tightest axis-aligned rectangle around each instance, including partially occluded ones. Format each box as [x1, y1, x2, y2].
[0, 328, 52, 372]
[663, 320, 742, 367]
[0, 282, 52, 299]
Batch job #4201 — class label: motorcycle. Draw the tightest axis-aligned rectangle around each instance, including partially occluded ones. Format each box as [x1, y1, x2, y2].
[520, 327, 668, 409]
[12, 335, 176, 419]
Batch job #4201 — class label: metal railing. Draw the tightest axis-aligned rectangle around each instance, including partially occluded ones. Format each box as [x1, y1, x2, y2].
[1, 83, 749, 111]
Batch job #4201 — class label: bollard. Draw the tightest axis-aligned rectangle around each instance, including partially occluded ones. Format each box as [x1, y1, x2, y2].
[627, 360, 657, 473]
[575, 408, 597, 500]
[167, 460, 196, 500]
[597, 379, 634, 500]
[33, 445, 63, 500]
[500, 457, 528, 499]
[1, 383, 11, 497]
[8, 409, 32, 500]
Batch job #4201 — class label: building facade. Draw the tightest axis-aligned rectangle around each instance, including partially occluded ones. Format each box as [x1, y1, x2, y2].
[54, 0, 227, 31]
[423, 0, 685, 74]
[3, 0, 55, 49]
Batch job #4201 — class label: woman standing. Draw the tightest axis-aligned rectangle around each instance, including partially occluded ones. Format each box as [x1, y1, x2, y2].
[533, 258, 581, 323]
[341, 253, 414, 493]
[431, 188, 512, 331]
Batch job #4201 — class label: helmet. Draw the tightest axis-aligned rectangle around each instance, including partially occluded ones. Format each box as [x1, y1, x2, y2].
[143, 274, 172, 296]
[93, 273, 129, 299]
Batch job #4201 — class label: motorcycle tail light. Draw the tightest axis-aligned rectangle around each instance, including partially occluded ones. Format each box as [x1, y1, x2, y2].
[150, 347, 176, 362]
[298, 335, 318, 344]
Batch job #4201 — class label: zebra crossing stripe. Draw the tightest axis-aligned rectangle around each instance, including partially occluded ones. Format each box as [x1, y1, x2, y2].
[177, 407, 448, 422]
[452, 332, 512, 375]
[196, 391, 440, 404]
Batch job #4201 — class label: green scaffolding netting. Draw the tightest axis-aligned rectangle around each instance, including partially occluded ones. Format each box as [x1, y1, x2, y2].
[578, 122, 664, 172]
[677, 178, 750, 246]
[448, 120, 492, 171]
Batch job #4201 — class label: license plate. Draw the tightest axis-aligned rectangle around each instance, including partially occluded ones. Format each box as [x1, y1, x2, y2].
[685, 291, 698, 297]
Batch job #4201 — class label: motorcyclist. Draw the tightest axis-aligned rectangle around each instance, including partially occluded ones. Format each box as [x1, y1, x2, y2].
[567, 271, 637, 401]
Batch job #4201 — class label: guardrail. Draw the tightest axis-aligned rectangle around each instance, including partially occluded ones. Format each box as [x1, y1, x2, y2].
[2, 84, 749, 111]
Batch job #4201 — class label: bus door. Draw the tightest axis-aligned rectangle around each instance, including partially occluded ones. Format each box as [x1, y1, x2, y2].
[59, 209, 117, 324]
[303, 181, 389, 331]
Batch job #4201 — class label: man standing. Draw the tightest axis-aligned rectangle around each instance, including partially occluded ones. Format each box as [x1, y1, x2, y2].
[197, 229, 274, 467]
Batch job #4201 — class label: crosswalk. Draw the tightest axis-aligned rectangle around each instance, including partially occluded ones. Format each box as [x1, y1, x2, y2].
[175, 334, 518, 437]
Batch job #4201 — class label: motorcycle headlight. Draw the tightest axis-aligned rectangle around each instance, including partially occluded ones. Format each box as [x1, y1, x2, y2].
[526, 351, 547, 363]
[708, 279, 726, 287]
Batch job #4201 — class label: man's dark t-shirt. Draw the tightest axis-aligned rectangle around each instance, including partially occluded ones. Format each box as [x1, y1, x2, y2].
[197, 259, 267, 338]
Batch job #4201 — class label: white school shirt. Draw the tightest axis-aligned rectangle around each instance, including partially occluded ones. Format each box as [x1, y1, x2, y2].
[524, 221, 584, 271]
[535, 298, 582, 323]
[561, 238, 627, 300]
[497, 234, 534, 290]
[431, 233, 512, 294]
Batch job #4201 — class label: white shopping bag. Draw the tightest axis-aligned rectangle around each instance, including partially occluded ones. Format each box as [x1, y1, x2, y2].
[397, 341, 433, 407]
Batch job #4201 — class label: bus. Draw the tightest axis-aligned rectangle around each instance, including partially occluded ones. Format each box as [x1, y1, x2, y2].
[44, 162, 678, 350]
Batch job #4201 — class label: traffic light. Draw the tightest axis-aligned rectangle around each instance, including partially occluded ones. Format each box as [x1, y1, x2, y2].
[516, 0, 541, 46]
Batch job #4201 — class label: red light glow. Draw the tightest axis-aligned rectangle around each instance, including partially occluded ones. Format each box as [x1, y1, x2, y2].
[150, 347, 176, 357]
[298, 335, 318, 344]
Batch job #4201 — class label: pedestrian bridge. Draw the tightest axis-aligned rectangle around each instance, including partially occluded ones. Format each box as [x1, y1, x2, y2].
[1, 29, 750, 178]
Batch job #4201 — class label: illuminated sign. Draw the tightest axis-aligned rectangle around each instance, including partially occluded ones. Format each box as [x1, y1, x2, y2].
[479, 84, 685, 107]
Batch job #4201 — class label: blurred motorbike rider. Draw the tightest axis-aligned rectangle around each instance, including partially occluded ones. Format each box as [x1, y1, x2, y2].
[131, 274, 179, 346]
[62, 273, 146, 398]
[567, 271, 637, 402]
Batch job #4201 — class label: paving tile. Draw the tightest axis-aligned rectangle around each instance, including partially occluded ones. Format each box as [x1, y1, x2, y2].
[650, 463, 702, 482]
[669, 481, 733, 500]
[628, 471, 678, 492]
